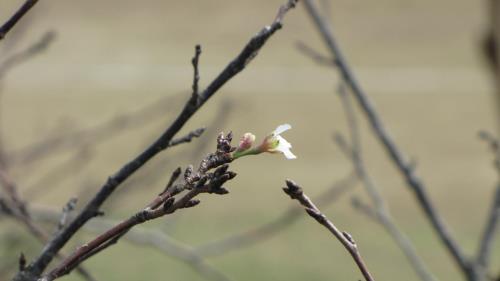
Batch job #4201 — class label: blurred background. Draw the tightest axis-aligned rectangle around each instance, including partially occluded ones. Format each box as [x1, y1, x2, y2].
[0, 0, 498, 280]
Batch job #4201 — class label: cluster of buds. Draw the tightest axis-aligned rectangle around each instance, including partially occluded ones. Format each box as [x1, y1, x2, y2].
[232, 124, 297, 160]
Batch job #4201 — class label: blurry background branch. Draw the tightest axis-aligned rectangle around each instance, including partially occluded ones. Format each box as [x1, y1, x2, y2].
[300, 0, 478, 279]
[334, 84, 437, 281]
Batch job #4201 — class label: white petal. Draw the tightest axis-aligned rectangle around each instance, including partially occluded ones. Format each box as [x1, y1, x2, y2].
[275, 135, 296, 159]
[273, 124, 292, 136]
[283, 149, 297, 159]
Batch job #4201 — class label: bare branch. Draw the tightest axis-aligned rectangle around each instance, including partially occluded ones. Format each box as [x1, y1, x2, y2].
[282, 179, 375, 281]
[0, 0, 39, 41]
[196, 173, 356, 257]
[191, 44, 201, 100]
[301, 0, 472, 277]
[31, 205, 232, 281]
[18, 2, 298, 278]
[44, 132, 236, 280]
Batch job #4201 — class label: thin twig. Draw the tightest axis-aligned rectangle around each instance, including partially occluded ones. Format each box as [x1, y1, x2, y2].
[44, 132, 236, 280]
[301, 0, 472, 277]
[295, 41, 334, 67]
[282, 179, 375, 281]
[19, 2, 298, 278]
[0, 0, 39, 41]
[31, 206, 232, 281]
[0, 31, 55, 79]
[196, 173, 357, 257]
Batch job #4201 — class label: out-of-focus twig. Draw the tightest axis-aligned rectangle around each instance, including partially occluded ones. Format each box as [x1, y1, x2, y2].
[334, 85, 437, 281]
[0, 0, 39, 41]
[295, 41, 334, 67]
[0, 170, 96, 281]
[0, 31, 55, 79]
[9, 92, 185, 166]
[301, 0, 472, 278]
[18, 2, 298, 278]
[23, 145, 92, 201]
[0, 31, 55, 168]
[196, 172, 357, 257]
[282, 179, 375, 281]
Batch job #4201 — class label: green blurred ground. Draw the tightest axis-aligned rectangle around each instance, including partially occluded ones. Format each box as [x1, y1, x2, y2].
[0, 0, 498, 281]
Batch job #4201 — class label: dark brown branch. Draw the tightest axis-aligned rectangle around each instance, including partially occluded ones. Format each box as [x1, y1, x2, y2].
[192, 44, 201, 99]
[44, 132, 236, 280]
[301, 0, 472, 277]
[106, 100, 233, 209]
[0, 0, 39, 41]
[30, 206, 232, 281]
[283, 179, 375, 281]
[196, 173, 357, 257]
[18, 2, 298, 278]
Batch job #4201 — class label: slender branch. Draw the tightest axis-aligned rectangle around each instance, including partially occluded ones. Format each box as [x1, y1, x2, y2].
[44, 132, 236, 280]
[335, 85, 436, 281]
[0, 0, 39, 41]
[301, 0, 472, 277]
[192, 44, 201, 100]
[19, 2, 298, 278]
[106, 100, 233, 210]
[196, 172, 357, 257]
[31, 206, 233, 281]
[282, 179, 375, 281]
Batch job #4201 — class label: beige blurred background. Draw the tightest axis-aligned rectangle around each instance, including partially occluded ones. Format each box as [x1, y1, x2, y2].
[0, 0, 498, 281]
